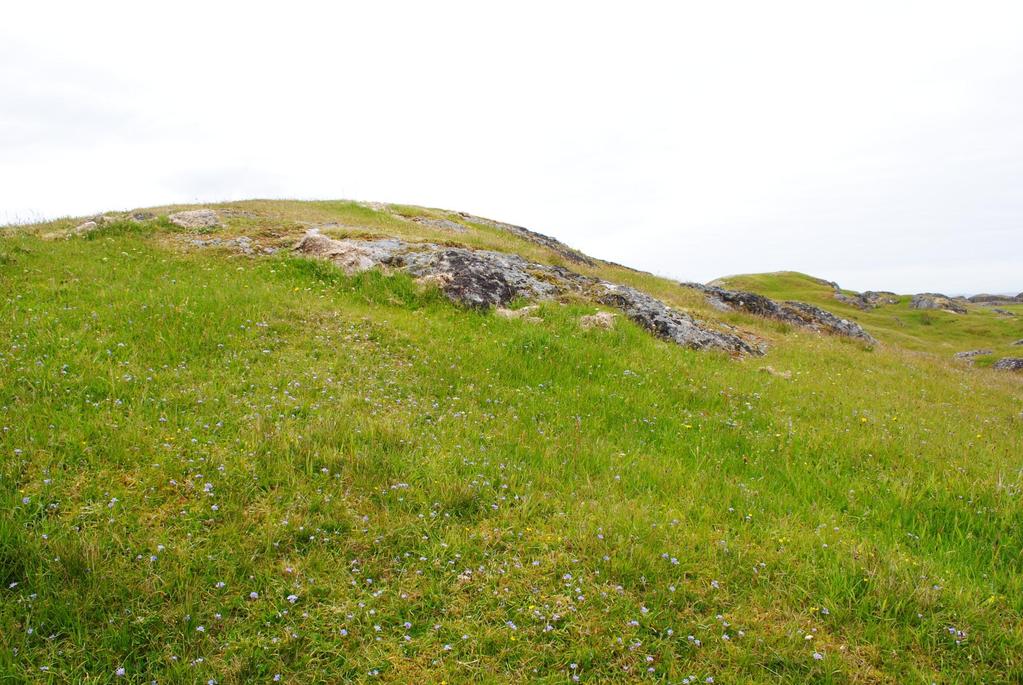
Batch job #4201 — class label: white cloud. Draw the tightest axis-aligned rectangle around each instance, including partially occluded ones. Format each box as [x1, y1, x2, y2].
[2, 0, 1021, 293]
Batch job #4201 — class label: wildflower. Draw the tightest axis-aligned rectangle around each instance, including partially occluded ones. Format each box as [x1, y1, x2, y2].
[196, 625, 205, 633]
[287, 594, 298, 604]
[116, 667, 126, 677]
[813, 652, 824, 661]
[249, 592, 259, 600]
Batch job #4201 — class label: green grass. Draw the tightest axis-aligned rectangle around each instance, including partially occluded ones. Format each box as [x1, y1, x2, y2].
[2, 203, 1023, 684]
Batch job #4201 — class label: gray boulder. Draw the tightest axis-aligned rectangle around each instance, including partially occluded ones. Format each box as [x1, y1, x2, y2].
[993, 358, 1023, 372]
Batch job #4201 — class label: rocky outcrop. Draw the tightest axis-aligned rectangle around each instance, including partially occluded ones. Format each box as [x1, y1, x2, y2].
[294, 230, 759, 355]
[399, 248, 568, 307]
[993, 308, 1016, 317]
[595, 283, 761, 354]
[169, 209, 222, 230]
[910, 293, 967, 314]
[993, 358, 1023, 372]
[1014, 339, 1023, 346]
[835, 290, 899, 309]
[681, 283, 876, 343]
[953, 349, 992, 360]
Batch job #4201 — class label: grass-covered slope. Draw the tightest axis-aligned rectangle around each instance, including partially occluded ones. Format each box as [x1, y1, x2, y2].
[2, 202, 1022, 684]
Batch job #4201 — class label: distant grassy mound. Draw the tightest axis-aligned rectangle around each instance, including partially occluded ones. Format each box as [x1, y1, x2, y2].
[2, 202, 1022, 683]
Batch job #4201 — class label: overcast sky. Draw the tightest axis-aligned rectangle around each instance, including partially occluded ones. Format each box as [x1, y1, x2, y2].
[3, 1, 1021, 294]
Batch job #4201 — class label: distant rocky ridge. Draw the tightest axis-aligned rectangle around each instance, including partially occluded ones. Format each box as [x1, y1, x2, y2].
[295, 230, 760, 355]
[682, 283, 876, 344]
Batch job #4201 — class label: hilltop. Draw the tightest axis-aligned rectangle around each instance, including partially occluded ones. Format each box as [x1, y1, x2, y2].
[2, 200, 1022, 684]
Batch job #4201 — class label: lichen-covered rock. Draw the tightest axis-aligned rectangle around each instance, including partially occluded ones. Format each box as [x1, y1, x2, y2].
[595, 283, 761, 355]
[953, 349, 992, 360]
[399, 248, 563, 308]
[781, 302, 877, 343]
[993, 358, 1023, 371]
[910, 293, 966, 314]
[682, 283, 875, 343]
[169, 209, 222, 230]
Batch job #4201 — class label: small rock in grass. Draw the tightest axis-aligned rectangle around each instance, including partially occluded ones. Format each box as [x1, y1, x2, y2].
[496, 305, 540, 320]
[72, 220, 99, 236]
[953, 349, 992, 360]
[759, 365, 792, 379]
[579, 311, 616, 330]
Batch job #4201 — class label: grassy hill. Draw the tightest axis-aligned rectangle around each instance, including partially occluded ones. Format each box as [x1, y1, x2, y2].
[2, 201, 1022, 683]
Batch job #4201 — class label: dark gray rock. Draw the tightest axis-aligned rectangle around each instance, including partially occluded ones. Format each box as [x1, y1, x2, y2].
[594, 283, 761, 355]
[910, 293, 967, 314]
[1014, 339, 1023, 346]
[681, 283, 876, 343]
[993, 358, 1023, 371]
[398, 248, 563, 308]
[993, 308, 1016, 317]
